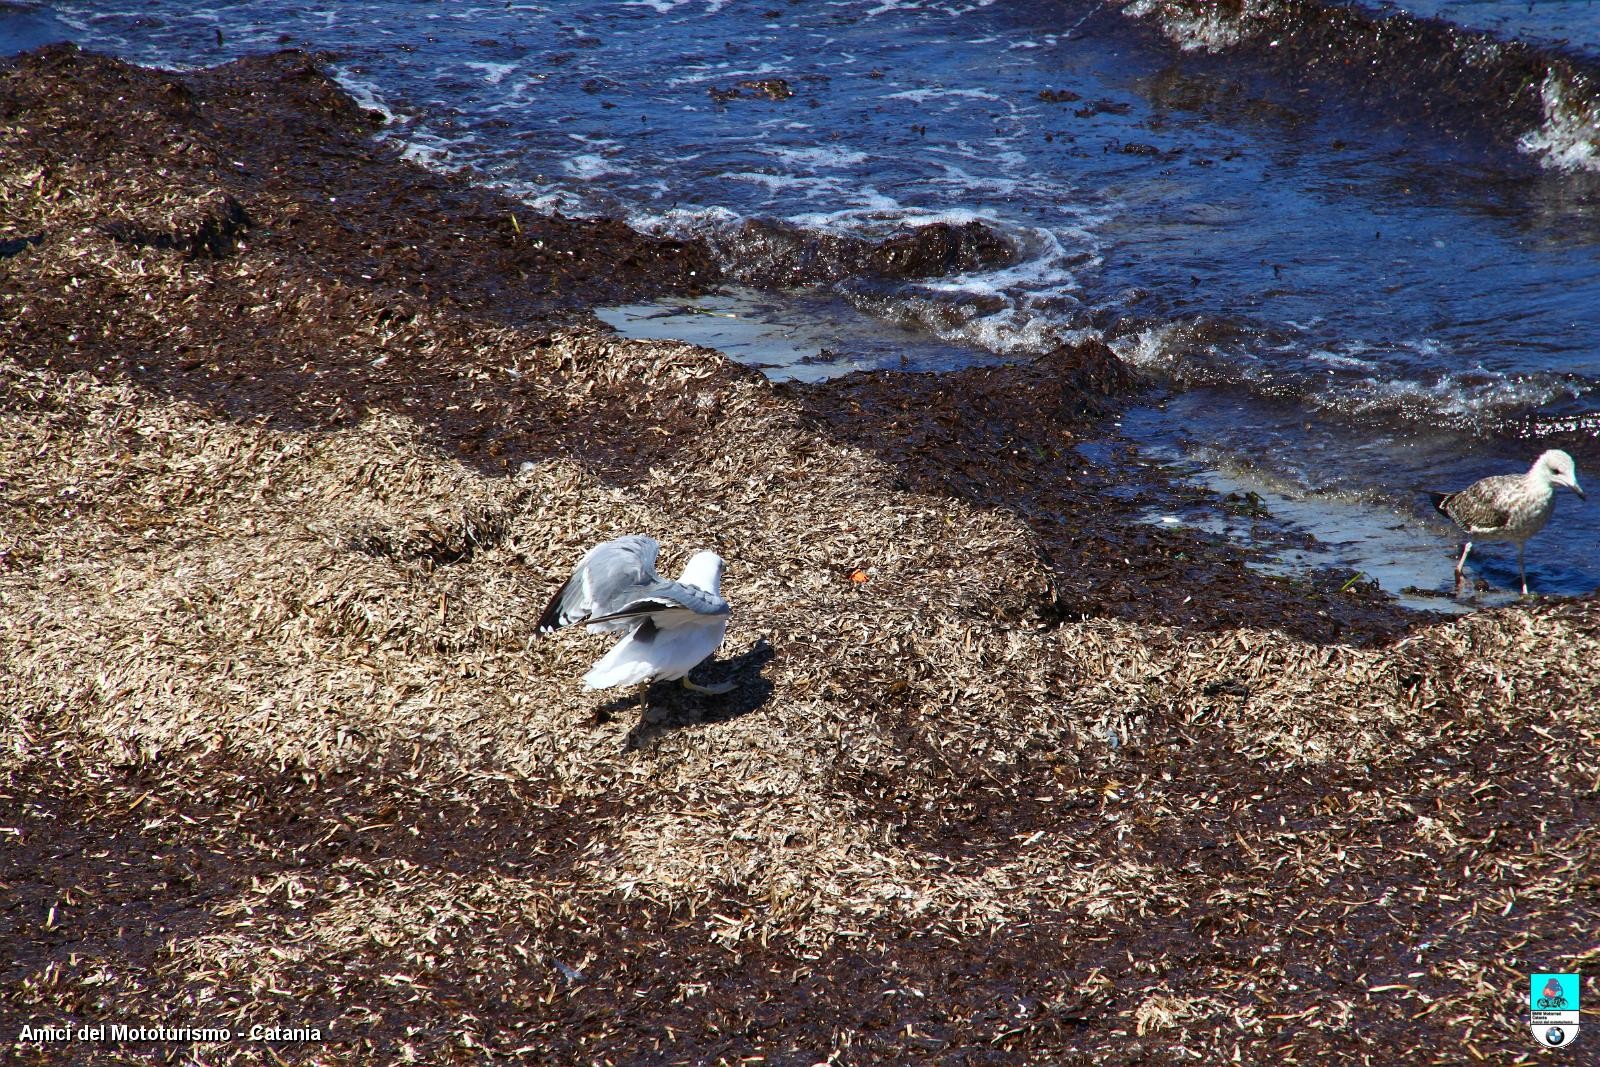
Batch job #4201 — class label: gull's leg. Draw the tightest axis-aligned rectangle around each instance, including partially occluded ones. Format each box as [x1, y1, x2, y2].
[683, 676, 735, 696]
[1518, 543, 1529, 597]
[1454, 541, 1472, 592]
[637, 680, 671, 724]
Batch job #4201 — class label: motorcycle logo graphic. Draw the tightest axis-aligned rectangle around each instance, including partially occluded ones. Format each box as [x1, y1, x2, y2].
[1529, 973, 1580, 1049]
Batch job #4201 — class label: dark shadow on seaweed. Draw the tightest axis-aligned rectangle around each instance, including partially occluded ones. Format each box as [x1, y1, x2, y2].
[622, 638, 776, 749]
[0, 232, 43, 258]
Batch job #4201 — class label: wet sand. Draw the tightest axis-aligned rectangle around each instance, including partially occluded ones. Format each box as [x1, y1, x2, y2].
[3, 46, 1598, 1065]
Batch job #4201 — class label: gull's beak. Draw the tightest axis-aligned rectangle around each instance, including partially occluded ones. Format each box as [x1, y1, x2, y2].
[1574, 482, 1586, 501]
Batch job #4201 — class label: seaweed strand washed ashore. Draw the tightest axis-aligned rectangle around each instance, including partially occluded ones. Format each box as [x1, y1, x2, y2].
[3, 47, 1600, 1066]
[0, 44, 719, 461]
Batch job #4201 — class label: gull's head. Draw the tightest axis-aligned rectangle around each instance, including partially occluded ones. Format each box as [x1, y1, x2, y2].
[679, 550, 726, 594]
[1536, 449, 1584, 500]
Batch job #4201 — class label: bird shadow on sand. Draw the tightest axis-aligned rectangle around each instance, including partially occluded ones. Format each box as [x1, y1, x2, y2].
[588, 638, 776, 749]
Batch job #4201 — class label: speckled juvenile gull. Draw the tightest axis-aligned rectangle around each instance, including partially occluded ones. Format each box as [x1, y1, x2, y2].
[537, 535, 733, 708]
[1428, 449, 1585, 596]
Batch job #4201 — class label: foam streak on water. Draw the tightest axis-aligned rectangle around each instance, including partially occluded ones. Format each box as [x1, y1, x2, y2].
[1520, 71, 1600, 173]
[21, 0, 1600, 597]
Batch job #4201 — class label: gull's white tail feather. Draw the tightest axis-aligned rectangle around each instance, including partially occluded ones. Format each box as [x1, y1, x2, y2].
[582, 636, 659, 689]
[582, 613, 729, 689]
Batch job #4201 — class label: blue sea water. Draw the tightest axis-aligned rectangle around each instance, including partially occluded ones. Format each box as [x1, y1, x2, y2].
[1389, 0, 1600, 52]
[7, 0, 1600, 599]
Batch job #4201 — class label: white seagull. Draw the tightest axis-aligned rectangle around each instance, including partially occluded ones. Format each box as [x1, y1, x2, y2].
[537, 535, 734, 709]
[1429, 449, 1585, 596]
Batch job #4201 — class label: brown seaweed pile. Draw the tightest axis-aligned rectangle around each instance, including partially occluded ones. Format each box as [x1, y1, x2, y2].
[3, 46, 1598, 1066]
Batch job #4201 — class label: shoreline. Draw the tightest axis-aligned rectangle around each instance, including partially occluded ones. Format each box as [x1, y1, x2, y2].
[4, 46, 1598, 1065]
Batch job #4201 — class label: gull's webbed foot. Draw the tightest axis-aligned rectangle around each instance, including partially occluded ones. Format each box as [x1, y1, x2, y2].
[682, 676, 735, 696]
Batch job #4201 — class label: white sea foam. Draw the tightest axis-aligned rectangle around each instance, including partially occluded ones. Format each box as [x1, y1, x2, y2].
[356, 102, 476, 170]
[860, 0, 999, 17]
[621, 0, 694, 12]
[885, 87, 1002, 103]
[1121, 0, 1275, 53]
[398, 135, 458, 167]
[920, 223, 1098, 298]
[667, 61, 791, 88]
[628, 205, 744, 239]
[714, 172, 861, 203]
[503, 179, 618, 219]
[1323, 369, 1585, 425]
[780, 196, 1106, 312]
[334, 74, 405, 126]
[1111, 323, 1191, 374]
[1306, 347, 1379, 370]
[664, 65, 722, 88]
[926, 159, 1025, 197]
[854, 292, 1094, 356]
[944, 307, 1096, 355]
[334, 53, 622, 220]
[765, 145, 872, 169]
[783, 203, 971, 234]
[629, 196, 1101, 361]
[46, 3, 204, 71]
[462, 61, 519, 86]
[563, 154, 633, 180]
[983, 313, 1092, 353]
[1518, 72, 1600, 174]
[1117, 322, 1588, 428]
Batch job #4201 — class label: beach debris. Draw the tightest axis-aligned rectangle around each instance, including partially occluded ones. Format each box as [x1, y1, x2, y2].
[708, 78, 795, 103]
[700, 216, 1016, 289]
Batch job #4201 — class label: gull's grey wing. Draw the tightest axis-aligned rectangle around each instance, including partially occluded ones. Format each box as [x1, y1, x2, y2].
[536, 535, 662, 633]
[1433, 476, 1517, 533]
[579, 581, 730, 629]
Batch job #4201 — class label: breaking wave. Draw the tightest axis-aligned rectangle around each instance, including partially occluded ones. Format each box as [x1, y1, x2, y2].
[1119, 0, 1600, 173]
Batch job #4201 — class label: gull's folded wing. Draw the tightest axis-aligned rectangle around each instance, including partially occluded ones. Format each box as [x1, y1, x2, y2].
[537, 535, 662, 633]
[1433, 481, 1513, 533]
[581, 586, 730, 629]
